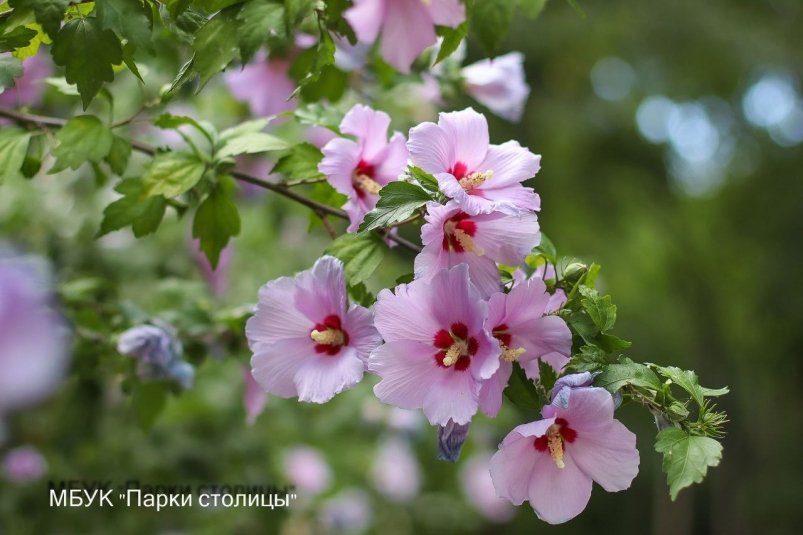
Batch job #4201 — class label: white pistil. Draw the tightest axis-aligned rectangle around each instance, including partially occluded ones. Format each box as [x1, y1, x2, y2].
[547, 423, 565, 469]
[458, 170, 493, 191]
[311, 328, 345, 346]
[501, 346, 526, 362]
[442, 339, 468, 367]
[353, 173, 382, 195]
[444, 220, 485, 256]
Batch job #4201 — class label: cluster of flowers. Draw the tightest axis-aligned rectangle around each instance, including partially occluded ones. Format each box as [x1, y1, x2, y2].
[246, 106, 640, 523]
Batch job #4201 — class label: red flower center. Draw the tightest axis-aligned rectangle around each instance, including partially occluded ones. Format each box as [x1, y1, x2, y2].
[533, 418, 578, 469]
[492, 323, 512, 348]
[449, 161, 468, 180]
[310, 314, 349, 356]
[442, 212, 480, 254]
[432, 322, 478, 371]
[352, 160, 380, 199]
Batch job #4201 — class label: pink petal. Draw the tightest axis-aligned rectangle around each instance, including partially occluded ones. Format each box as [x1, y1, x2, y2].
[479, 140, 541, 188]
[425, 0, 466, 27]
[224, 57, 296, 117]
[562, 387, 616, 433]
[527, 451, 593, 524]
[521, 351, 570, 381]
[408, 120, 454, 174]
[343, 196, 375, 233]
[458, 251, 503, 299]
[293, 256, 348, 323]
[422, 366, 480, 425]
[243, 366, 267, 425]
[374, 132, 409, 183]
[570, 419, 640, 492]
[373, 283, 442, 344]
[340, 104, 392, 162]
[438, 108, 490, 171]
[489, 432, 541, 505]
[319, 137, 362, 198]
[472, 211, 541, 266]
[251, 337, 315, 398]
[522, 315, 572, 358]
[370, 340, 445, 409]
[479, 360, 512, 417]
[343, 304, 382, 361]
[344, 0, 386, 43]
[462, 52, 530, 122]
[380, 0, 437, 73]
[294, 348, 366, 403]
[476, 183, 541, 215]
[427, 263, 487, 331]
[246, 277, 315, 348]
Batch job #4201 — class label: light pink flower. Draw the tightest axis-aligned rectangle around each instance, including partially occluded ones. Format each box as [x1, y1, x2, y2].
[371, 437, 421, 502]
[243, 366, 267, 425]
[246, 256, 381, 403]
[345, 0, 465, 73]
[517, 263, 567, 312]
[283, 446, 332, 496]
[462, 52, 531, 123]
[415, 201, 541, 298]
[408, 108, 541, 215]
[369, 264, 500, 426]
[459, 452, 515, 523]
[2, 446, 47, 483]
[0, 53, 51, 108]
[224, 52, 296, 117]
[489, 386, 639, 524]
[479, 278, 572, 417]
[319, 105, 408, 232]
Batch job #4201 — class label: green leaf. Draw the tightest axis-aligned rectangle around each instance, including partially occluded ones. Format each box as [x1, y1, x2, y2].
[532, 233, 557, 264]
[153, 113, 216, 147]
[98, 179, 167, 238]
[105, 135, 132, 176]
[579, 286, 617, 332]
[45, 76, 79, 95]
[192, 8, 240, 88]
[0, 127, 32, 183]
[272, 142, 324, 181]
[518, 0, 548, 18]
[595, 359, 662, 393]
[284, 0, 316, 29]
[537, 359, 558, 392]
[49, 115, 114, 172]
[236, 0, 285, 62]
[359, 182, 432, 232]
[293, 102, 343, 132]
[472, 0, 515, 55]
[218, 118, 272, 143]
[21, 133, 45, 178]
[192, 178, 241, 268]
[435, 22, 468, 64]
[0, 24, 37, 52]
[653, 366, 728, 406]
[504, 363, 543, 411]
[96, 0, 154, 53]
[597, 332, 632, 352]
[655, 428, 723, 500]
[408, 166, 440, 194]
[9, 0, 68, 39]
[0, 56, 23, 89]
[195, 0, 243, 11]
[566, 344, 609, 373]
[216, 132, 290, 160]
[132, 380, 169, 430]
[347, 282, 375, 308]
[143, 152, 207, 198]
[50, 17, 123, 109]
[325, 232, 386, 285]
[290, 30, 335, 97]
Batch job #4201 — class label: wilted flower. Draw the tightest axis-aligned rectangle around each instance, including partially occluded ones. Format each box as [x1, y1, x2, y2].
[2, 446, 47, 483]
[479, 278, 572, 417]
[243, 366, 267, 425]
[345, 0, 465, 73]
[462, 52, 531, 123]
[369, 264, 499, 426]
[371, 437, 421, 502]
[247, 256, 381, 403]
[116, 324, 194, 389]
[459, 452, 515, 523]
[224, 51, 296, 117]
[489, 385, 639, 524]
[319, 105, 408, 232]
[283, 446, 332, 496]
[0, 252, 70, 416]
[0, 53, 50, 109]
[437, 419, 470, 462]
[415, 201, 540, 298]
[408, 108, 541, 215]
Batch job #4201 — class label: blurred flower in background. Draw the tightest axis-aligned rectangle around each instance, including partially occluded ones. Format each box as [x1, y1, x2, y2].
[242, 366, 267, 425]
[116, 324, 194, 390]
[0, 52, 51, 109]
[370, 437, 421, 502]
[462, 52, 531, 123]
[2, 446, 47, 483]
[318, 488, 372, 534]
[283, 446, 332, 497]
[224, 51, 298, 118]
[459, 452, 515, 523]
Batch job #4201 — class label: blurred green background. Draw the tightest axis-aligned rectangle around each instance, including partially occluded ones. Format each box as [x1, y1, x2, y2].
[1, 0, 802, 533]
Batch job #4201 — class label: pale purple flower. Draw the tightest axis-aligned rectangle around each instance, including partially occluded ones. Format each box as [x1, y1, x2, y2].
[513, 263, 566, 311]
[489, 386, 639, 524]
[246, 256, 381, 403]
[479, 278, 572, 417]
[371, 437, 421, 502]
[319, 105, 408, 232]
[224, 52, 296, 117]
[437, 419, 470, 462]
[306, 126, 337, 149]
[2, 446, 47, 483]
[369, 264, 500, 426]
[459, 452, 515, 523]
[283, 446, 332, 496]
[319, 489, 372, 534]
[0, 252, 69, 415]
[462, 52, 531, 123]
[0, 53, 51, 108]
[345, 0, 465, 73]
[243, 366, 267, 425]
[116, 324, 194, 389]
[415, 201, 541, 298]
[408, 108, 541, 215]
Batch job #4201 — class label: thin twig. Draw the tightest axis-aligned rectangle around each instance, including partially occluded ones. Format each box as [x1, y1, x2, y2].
[316, 212, 338, 239]
[285, 177, 327, 187]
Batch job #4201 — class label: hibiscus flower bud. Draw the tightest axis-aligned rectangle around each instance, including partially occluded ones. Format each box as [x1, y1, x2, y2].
[437, 419, 471, 463]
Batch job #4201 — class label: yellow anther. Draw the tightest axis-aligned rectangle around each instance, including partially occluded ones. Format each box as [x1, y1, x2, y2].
[501, 346, 526, 362]
[547, 423, 565, 469]
[352, 173, 382, 195]
[310, 328, 345, 346]
[458, 170, 493, 191]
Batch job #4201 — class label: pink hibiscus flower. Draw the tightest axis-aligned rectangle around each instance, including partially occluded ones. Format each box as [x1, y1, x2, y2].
[408, 108, 541, 215]
[513, 262, 567, 312]
[224, 52, 296, 117]
[489, 384, 640, 524]
[369, 264, 500, 426]
[479, 278, 572, 417]
[415, 201, 541, 298]
[246, 256, 382, 403]
[462, 52, 531, 123]
[0, 53, 51, 109]
[319, 104, 408, 232]
[345, 0, 465, 73]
